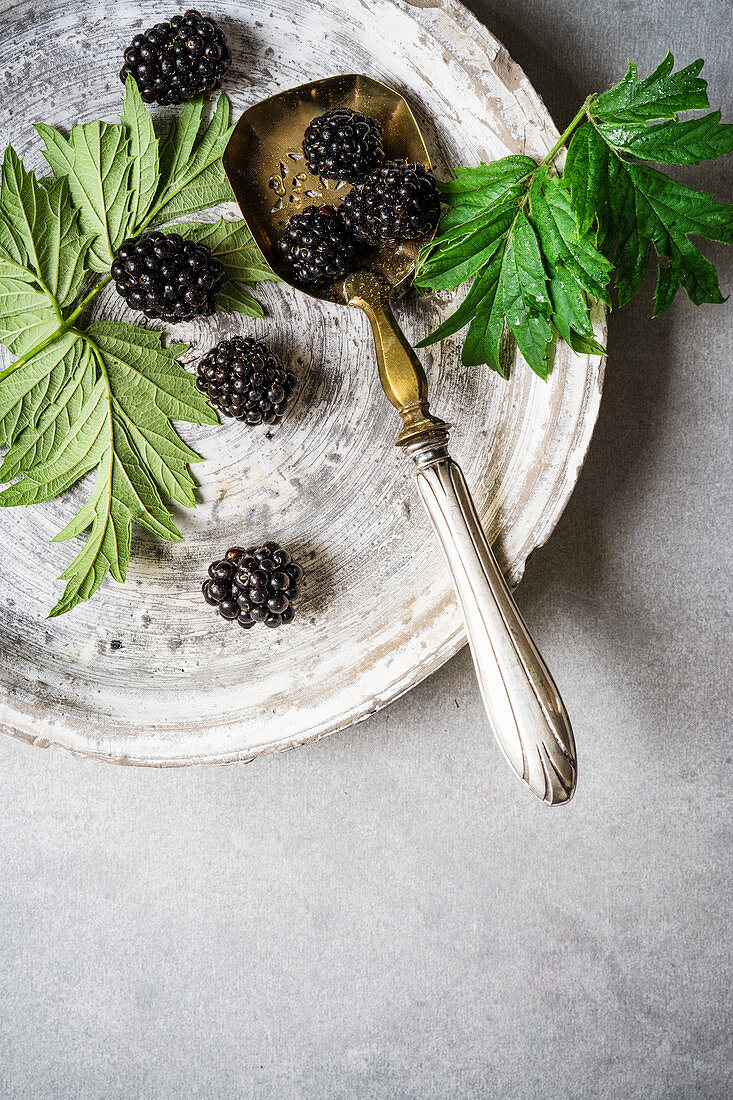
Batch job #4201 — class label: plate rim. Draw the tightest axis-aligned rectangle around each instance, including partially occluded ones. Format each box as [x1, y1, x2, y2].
[0, 0, 606, 766]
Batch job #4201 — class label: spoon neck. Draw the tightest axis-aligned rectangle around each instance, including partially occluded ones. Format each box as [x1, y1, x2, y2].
[344, 271, 450, 448]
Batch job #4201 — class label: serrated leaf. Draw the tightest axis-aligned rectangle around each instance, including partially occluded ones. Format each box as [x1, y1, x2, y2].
[150, 95, 235, 226]
[528, 167, 613, 303]
[0, 147, 93, 312]
[149, 159, 234, 224]
[566, 111, 733, 310]
[462, 249, 507, 372]
[598, 111, 733, 165]
[120, 75, 159, 232]
[416, 258, 502, 348]
[549, 267, 606, 356]
[438, 156, 536, 199]
[0, 338, 96, 479]
[594, 53, 709, 123]
[562, 123, 610, 237]
[417, 52, 730, 376]
[84, 320, 217, 507]
[0, 331, 80, 448]
[0, 321, 217, 616]
[36, 119, 133, 271]
[500, 211, 554, 377]
[217, 282, 266, 318]
[0, 96, 285, 616]
[85, 320, 218, 433]
[0, 338, 106, 507]
[414, 199, 518, 291]
[0, 274, 59, 359]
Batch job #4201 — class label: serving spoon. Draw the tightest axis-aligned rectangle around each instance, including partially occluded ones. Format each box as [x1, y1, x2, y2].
[223, 74, 577, 805]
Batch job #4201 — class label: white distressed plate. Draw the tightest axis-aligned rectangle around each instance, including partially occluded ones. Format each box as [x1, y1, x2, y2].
[0, 0, 605, 765]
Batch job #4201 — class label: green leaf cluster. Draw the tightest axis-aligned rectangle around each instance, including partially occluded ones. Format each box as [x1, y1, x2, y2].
[416, 53, 733, 376]
[0, 81, 277, 616]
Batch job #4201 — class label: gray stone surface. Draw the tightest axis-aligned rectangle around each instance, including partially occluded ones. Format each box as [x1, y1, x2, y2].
[1, 1, 731, 1097]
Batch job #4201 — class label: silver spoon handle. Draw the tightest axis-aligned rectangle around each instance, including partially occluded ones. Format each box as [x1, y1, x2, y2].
[407, 436, 577, 805]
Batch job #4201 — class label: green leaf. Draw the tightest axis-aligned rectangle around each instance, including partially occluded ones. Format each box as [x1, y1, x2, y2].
[414, 199, 519, 290]
[216, 282, 266, 318]
[438, 156, 536, 199]
[0, 147, 93, 312]
[462, 249, 507, 372]
[120, 75, 159, 232]
[500, 211, 554, 378]
[0, 337, 107, 506]
[593, 53, 710, 123]
[149, 159, 234, 224]
[0, 331, 81, 449]
[0, 274, 59, 358]
[85, 320, 218, 434]
[172, 218, 278, 317]
[415, 258, 502, 348]
[36, 118, 133, 271]
[0, 338, 98, 481]
[84, 320, 218, 506]
[597, 111, 733, 165]
[0, 96, 286, 616]
[0, 322, 217, 616]
[0, 146, 93, 361]
[528, 167, 613, 303]
[150, 95, 235, 225]
[566, 115, 733, 310]
[418, 205, 555, 378]
[562, 122, 610, 237]
[549, 267, 606, 356]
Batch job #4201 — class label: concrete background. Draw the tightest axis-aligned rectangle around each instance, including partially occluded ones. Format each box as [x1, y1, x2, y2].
[1, 1, 731, 1096]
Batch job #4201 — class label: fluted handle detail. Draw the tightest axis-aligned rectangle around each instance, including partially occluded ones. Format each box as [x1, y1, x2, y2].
[414, 450, 577, 805]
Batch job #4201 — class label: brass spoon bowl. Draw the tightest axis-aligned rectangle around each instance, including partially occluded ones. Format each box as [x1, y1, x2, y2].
[223, 76, 577, 805]
[222, 73, 429, 300]
[223, 73, 448, 446]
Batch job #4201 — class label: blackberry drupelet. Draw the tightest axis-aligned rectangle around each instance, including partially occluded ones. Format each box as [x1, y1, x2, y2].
[202, 543, 304, 629]
[111, 232, 225, 323]
[119, 9, 231, 105]
[195, 337, 297, 425]
[302, 108, 384, 183]
[276, 205, 358, 289]
[340, 160, 441, 246]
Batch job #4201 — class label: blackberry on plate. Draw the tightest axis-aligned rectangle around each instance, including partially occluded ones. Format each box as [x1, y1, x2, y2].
[111, 231, 225, 323]
[340, 160, 441, 246]
[119, 9, 231, 105]
[277, 205, 358, 289]
[302, 108, 384, 183]
[195, 337, 297, 425]
[202, 543, 304, 629]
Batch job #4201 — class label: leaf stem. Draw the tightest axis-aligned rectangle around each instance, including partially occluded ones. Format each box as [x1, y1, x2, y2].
[540, 95, 597, 168]
[0, 273, 112, 380]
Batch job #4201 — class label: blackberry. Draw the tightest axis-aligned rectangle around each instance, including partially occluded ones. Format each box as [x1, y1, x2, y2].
[277, 205, 358, 289]
[119, 9, 231, 105]
[302, 108, 384, 183]
[111, 231, 225, 323]
[340, 160, 441, 246]
[195, 337, 297, 425]
[202, 543, 304, 629]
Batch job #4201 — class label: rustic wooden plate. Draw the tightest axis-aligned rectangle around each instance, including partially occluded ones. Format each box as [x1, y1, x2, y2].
[0, 0, 605, 765]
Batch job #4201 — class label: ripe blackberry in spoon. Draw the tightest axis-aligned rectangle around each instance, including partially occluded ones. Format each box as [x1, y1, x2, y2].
[195, 337, 298, 425]
[119, 9, 231, 105]
[202, 544, 304, 629]
[340, 160, 441, 246]
[111, 232, 225, 323]
[277, 205, 358, 289]
[303, 108, 385, 183]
